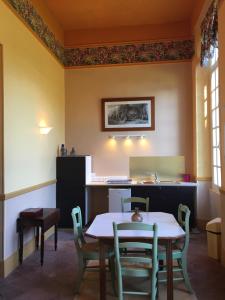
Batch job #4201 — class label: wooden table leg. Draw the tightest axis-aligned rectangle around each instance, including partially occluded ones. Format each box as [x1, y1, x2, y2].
[35, 226, 39, 250]
[54, 224, 58, 251]
[99, 239, 106, 300]
[41, 226, 44, 266]
[166, 239, 173, 300]
[18, 221, 23, 264]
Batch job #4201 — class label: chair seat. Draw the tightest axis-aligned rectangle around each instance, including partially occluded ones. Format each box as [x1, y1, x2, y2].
[158, 245, 182, 260]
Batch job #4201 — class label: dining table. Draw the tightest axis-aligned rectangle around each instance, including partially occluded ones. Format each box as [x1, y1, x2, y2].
[86, 211, 185, 300]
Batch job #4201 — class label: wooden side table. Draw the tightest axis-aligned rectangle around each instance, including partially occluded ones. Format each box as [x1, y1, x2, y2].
[17, 208, 60, 265]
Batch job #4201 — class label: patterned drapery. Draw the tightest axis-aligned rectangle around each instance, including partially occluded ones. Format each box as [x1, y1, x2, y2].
[200, 0, 218, 67]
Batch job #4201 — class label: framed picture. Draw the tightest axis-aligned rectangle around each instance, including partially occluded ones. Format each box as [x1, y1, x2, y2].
[101, 97, 155, 131]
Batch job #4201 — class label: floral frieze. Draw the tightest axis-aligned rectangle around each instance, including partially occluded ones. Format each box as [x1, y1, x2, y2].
[65, 40, 194, 67]
[6, 0, 65, 64]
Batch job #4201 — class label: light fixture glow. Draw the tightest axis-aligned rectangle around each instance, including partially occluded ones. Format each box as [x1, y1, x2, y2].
[108, 134, 146, 139]
[39, 126, 53, 135]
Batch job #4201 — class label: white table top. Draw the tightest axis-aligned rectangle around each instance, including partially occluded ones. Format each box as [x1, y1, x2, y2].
[86, 212, 185, 240]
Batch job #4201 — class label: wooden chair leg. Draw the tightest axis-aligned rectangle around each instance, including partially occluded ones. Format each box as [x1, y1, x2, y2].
[109, 256, 117, 296]
[74, 255, 85, 294]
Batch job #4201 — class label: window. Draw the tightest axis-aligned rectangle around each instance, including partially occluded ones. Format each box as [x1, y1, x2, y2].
[210, 48, 221, 187]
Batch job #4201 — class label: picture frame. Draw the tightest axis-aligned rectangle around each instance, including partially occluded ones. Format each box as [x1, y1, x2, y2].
[101, 97, 155, 131]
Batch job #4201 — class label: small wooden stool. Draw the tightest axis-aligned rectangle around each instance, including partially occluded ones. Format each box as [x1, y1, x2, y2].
[17, 208, 60, 265]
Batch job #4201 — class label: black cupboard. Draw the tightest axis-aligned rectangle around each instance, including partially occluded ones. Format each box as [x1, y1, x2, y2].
[131, 185, 196, 228]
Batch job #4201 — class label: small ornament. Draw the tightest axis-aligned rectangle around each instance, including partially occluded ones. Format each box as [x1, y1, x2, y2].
[131, 207, 143, 222]
[60, 144, 67, 156]
[70, 147, 76, 156]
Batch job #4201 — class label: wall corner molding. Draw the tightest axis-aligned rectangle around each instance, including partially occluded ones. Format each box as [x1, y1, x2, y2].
[0, 179, 56, 201]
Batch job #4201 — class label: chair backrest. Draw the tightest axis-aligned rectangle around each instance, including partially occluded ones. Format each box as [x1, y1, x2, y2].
[121, 197, 149, 212]
[113, 221, 158, 298]
[177, 204, 191, 254]
[71, 206, 86, 248]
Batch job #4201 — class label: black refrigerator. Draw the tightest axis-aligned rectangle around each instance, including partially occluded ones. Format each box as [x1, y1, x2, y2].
[56, 155, 91, 228]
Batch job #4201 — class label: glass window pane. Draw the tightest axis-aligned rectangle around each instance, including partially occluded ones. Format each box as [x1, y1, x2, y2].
[215, 108, 219, 127]
[218, 168, 221, 187]
[213, 148, 217, 165]
[211, 71, 216, 91]
[216, 128, 220, 146]
[216, 68, 219, 87]
[212, 109, 216, 127]
[215, 48, 218, 61]
[211, 91, 216, 109]
[216, 88, 219, 107]
[214, 167, 218, 185]
[213, 129, 217, 146]
[217, 148, 221, 166]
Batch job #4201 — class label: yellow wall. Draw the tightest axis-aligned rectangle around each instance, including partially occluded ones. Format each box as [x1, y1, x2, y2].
[192, 0, 212, 180]
[0, 0, 65, 193]
[65, 62, 193, 176]
[0, 45, 3, 194]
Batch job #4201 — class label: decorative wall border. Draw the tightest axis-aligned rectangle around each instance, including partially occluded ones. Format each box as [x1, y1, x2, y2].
[5, 0, 194, 67]
[64, 40, 194, 67]
[5, 0, 65, 64]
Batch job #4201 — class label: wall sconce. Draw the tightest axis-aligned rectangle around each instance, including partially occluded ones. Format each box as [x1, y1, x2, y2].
[109, 134, 146, 139]
[39, 126, 53, 134]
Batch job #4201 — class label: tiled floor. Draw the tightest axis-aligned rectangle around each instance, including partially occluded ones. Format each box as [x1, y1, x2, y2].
[0, 230, 225, 299]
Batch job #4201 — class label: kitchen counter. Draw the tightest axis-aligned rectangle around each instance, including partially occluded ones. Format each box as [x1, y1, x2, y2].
[86, 181, 197, 187]
[86, 181, 197, 228]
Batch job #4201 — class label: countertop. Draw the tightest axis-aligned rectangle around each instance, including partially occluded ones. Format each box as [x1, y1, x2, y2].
[86, 181, 197, 187]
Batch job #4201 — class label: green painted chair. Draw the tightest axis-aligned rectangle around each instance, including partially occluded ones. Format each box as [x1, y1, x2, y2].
[121, 197, 149, 212]
[113, 221, 158, 300]
[158, 204, 193, 293]
[71, 206, 115, 294]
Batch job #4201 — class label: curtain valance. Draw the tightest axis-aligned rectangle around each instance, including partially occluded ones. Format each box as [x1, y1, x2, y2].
[200, 0, 218, 67]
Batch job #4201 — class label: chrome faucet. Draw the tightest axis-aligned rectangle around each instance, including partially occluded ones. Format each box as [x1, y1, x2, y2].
[154, 172, 160, 183]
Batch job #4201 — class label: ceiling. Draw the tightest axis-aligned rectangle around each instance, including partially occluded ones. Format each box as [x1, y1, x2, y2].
[43, 0, 197, 31]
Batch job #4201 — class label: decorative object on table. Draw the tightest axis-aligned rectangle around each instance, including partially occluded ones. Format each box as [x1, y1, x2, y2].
[70, 147, 76, 156]
[101, 97, 155, 131]
[182, 173, 191, 182]
[131, 207, 143, 222]
[60, 144, 67, 156]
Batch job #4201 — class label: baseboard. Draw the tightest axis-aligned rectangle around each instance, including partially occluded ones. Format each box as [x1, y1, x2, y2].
[0, 227, 54, 278]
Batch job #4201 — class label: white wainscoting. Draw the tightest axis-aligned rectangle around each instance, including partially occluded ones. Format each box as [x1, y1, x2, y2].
[0, 201, 3, 260]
